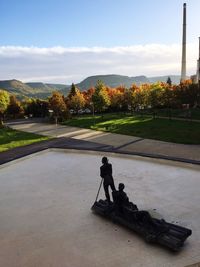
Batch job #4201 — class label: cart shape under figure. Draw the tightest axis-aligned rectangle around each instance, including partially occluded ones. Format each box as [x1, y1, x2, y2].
[91, 184, 192, 251]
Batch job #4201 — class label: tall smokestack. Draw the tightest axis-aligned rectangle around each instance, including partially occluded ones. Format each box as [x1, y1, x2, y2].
[181, 3, 187, 82]
[197, 37, 200, 82]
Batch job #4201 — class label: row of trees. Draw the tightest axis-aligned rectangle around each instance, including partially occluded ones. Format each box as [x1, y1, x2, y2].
[0, 79, 200, 125]
[68, 79, 200, 113]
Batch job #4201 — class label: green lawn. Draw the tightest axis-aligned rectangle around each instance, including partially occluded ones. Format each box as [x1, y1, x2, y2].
[136, 108, 200, 120]
[63, 113, 200, 144]
[0, 127, 50, 152]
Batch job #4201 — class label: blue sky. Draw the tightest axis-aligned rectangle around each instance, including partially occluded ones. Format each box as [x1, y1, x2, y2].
[0, 0, 200, 83]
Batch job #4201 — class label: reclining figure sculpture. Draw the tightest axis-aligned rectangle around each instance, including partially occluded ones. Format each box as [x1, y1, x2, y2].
[91, 183, 192, 251]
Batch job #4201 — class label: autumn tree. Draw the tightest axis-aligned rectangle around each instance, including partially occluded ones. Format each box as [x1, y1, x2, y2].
[82, 87, 95, 109]
[109, 88, 124, 111]
[70, 90, 85, 113]
[176, 79, 199, 107]
[128, 84, 146, 111]
[148, 83, 165, 109]
[0, 90, 10, 126]
[131, 89, 145, 111]
[49, 91, 67, 121]
[7, 95, 24, 118]
[92, 80, 110, 113]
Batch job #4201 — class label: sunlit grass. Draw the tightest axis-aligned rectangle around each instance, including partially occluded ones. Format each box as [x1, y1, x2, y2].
[63, 113, 200, 144]
[0, 127, 51, 152]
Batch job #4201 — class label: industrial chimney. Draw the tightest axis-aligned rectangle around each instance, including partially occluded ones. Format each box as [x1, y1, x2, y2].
[181, 3, 187, 82]
[197, 37, 200, 83]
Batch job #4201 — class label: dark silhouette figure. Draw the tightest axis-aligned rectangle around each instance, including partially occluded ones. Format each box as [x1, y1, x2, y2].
[113, 183, 165, 231]
[113, 183, 137, 214]
[100, 157, 116, 203]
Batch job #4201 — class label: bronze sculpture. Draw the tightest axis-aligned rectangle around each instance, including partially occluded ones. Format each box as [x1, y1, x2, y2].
[92, 181, 192, 251]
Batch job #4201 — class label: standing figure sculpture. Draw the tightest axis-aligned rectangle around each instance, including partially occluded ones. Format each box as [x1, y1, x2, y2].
[100, 157, 116, 203]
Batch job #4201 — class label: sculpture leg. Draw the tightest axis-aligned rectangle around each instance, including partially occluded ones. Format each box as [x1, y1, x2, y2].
[110, 181, 116, 192]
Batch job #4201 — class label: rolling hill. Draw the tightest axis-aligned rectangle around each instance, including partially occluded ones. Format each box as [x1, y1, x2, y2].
[0, 80, 34, 96]
[0, 74, 182, 99]
[75, 74, 182, 90]
[0, 80, 69, 99]
[75, 74, 149, 90]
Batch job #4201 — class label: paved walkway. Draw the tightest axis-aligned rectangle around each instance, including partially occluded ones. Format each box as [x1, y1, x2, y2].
[3, 120, 200, 165]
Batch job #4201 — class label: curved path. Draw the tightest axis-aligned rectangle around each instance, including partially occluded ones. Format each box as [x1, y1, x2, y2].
[2, 119, 200, 165]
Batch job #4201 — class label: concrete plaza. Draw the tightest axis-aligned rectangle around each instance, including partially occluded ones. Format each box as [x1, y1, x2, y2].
[0, 150, 200, 267]
[1, 120, 200, 266]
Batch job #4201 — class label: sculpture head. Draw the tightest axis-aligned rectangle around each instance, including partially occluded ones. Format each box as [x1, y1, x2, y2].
[118, 183, 125, 191]
[102, 156, 108, 164]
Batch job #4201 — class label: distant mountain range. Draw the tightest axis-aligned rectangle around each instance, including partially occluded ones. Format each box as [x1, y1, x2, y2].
[0, 74, 182, 99]
[76, 74, 182, 90]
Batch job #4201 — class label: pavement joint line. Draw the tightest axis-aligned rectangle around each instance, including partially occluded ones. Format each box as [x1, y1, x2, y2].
[114, 138, 144, 150]
[98, 144, 114, 150]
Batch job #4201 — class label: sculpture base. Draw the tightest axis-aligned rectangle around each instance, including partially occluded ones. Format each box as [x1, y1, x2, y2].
[91, 200, 192, 251]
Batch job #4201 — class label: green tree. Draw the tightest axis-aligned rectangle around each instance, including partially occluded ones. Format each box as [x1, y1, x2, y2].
[23, 98, 49, 117]
[0, 90, 10, 126]
[92, 80, 110, 113]
[162, 87, 175, 108]
[123, 89, 133, 111]
[131, 88, 148, 111]
[166, 77, 172, 86]
[68, 83, 79, 99]
[149, 83, 165, 109]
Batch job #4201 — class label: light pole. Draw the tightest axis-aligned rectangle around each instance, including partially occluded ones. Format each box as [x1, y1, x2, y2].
[48, 109, 53, 121]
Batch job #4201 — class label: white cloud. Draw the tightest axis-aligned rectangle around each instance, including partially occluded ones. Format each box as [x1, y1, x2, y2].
[0, 43, 198, 84]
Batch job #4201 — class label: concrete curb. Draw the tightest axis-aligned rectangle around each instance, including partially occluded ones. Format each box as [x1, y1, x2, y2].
[0, 137, 200, 166]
